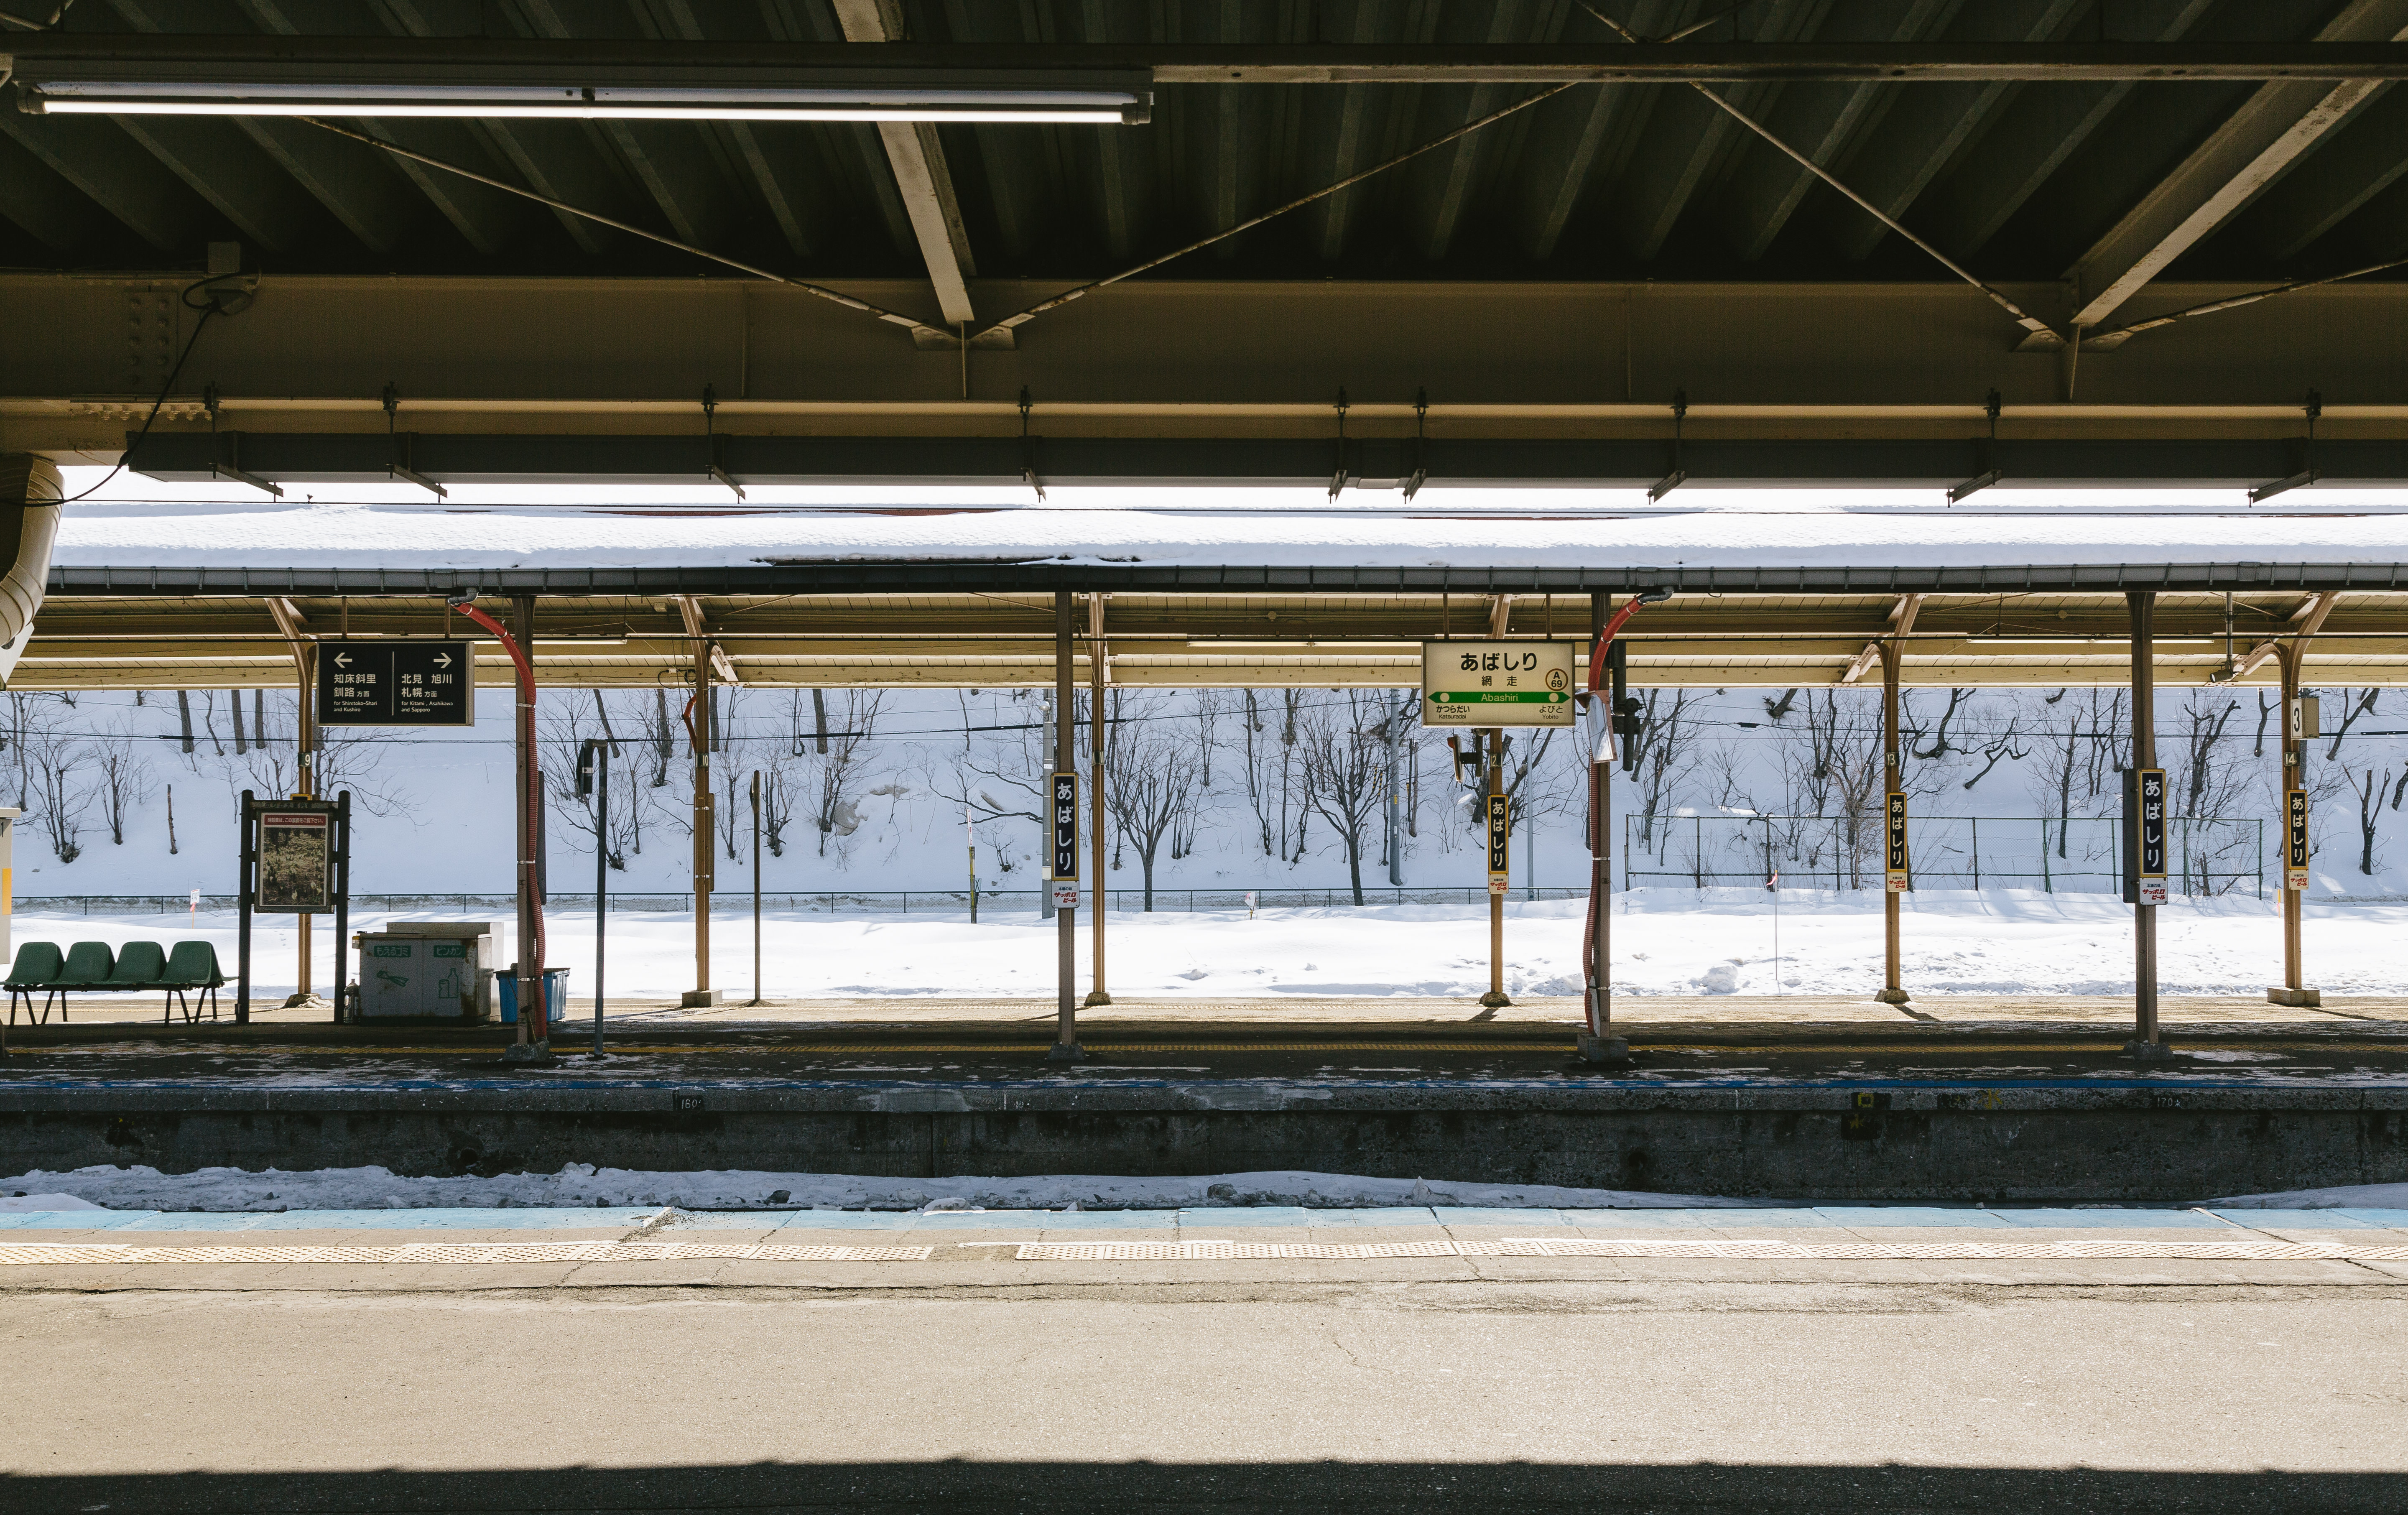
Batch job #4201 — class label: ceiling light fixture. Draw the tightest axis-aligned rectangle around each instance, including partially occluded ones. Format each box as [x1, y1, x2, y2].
[15, 80, 1150, 124]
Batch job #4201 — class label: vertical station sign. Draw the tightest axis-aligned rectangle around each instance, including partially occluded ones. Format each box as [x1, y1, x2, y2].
[1884, 792, 1908, 893]
[1421, 641, 1577, 727]
[1486, 794, 1511, 894]
[2285, 788, 2311, 892]
[2137, 767, 2169, 905]
[1051, 772, 1079, 908]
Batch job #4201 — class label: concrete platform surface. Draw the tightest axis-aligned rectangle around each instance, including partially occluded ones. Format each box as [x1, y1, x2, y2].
[2, 1204, 2405, 1513]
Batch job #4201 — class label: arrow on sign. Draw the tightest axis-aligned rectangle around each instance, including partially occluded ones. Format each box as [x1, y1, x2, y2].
[333, 652, 352, 668]
[433, 652, 452, 668]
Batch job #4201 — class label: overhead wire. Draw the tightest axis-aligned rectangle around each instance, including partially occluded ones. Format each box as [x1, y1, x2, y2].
[295, 116, 940, 339]
[1572, 1, 2064, 345]
[967, 82, 1581, 343]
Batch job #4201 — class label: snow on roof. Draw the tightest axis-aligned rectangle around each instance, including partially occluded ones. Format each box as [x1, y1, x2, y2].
[47, 477, 2408, 574]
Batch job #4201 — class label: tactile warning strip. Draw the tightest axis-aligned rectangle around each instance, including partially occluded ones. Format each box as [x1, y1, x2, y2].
[1011, 1237, 2408, 1262]
[0, 1241, 931, 1267]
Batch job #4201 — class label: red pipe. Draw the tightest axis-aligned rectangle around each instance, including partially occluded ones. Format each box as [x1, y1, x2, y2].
[453, 601, 546, 1041]
[1585, 596, 1653, 694]
[1581, 592, 1663, 1043]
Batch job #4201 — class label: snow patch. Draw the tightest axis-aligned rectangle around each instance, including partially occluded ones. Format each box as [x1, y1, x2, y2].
[0, 1163, 1762, 1213]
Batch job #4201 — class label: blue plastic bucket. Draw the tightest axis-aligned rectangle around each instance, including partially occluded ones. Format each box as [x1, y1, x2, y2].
[496, 967, 571, 1025]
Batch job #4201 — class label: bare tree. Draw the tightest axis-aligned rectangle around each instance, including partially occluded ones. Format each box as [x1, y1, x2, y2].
[1238, 689, 1309, 862]
[2351, 766, 2390, 876]
[1960, 717, 2028, 791]
[2323, 688, 2379, 761]
[19, 713, 87, 864]
[811, 690, 883, 859]
[1101, 693, 1202, 909]
[1295, 691, 1390, 905]
[539, 694, 628, 871]
[89, 722, 153, 846]
[1627, 689, 1697, 848]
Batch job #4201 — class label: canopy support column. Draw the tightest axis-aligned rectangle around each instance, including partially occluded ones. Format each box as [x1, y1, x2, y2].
[1050, 591, 1083, 1061]
[2128, 591, 2170, 1058]
[1085, 592, 1110, 1006]
[2270, 637, 2322, 1007]
[1876, 636, 1908, 1006]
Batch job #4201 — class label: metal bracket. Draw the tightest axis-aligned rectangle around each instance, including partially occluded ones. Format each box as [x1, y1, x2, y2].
[1327, 387, 1350, 500]
[1019, 386, 1046, 502]
[381, 382, 446, 500]
[202, 383, 282, 499]
[2249, 389, 2321, 503]
[1648, 389, 1687, 501]
[1404, 387, 1431, 501]
[1948, 389, 2004, 503]
[702, 384, 746, 501]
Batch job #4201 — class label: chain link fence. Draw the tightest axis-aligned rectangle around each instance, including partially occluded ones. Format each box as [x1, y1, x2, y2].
[1623, 814, 2264, 896]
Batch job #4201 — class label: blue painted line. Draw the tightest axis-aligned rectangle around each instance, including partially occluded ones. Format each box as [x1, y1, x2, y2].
[1431, 1206, 1574, 1226]
[1178, 1206, 1318, 1227]
[1, 1211, 155, 1229]
[1990, 1209, 2228, 1229]
[2209, 1207, 2408, 1229]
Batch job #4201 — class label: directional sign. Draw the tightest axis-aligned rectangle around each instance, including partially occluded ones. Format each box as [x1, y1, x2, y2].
[317, 641, 474, 727]
[1051, 773, 1079, 882]
[2137, 767, 2168, 905]
[1885, 792, 1908, 893]
[1486, 793, 1510, 892]
[1422, 640, 1576, 727]
[2286, 787, 2310, 892]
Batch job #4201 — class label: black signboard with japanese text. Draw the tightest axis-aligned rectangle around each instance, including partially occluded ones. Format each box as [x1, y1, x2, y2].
[2286, 788, 2311, 890]
[1884, 792, 1908, 891]
[1051, 773, 1079, 880]
[2136, 767, 2168, 905]
[317, 641, 473, 727]
[1486, 794, 1510, 881]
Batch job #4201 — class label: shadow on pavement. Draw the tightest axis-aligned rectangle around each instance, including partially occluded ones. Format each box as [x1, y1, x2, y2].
[4, 1461, 2402, 1513]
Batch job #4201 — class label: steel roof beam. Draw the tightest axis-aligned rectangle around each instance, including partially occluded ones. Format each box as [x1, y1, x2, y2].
[832, 0, 978, 332]
[2061, 0, 2408, 339]
[1819, 0, 2089, 263]
[46, 564, 2408, 597]
[108, 431, 2408, 490]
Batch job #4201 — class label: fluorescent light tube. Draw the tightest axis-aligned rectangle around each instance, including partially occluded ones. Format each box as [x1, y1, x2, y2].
[22, 81, 1148, 124]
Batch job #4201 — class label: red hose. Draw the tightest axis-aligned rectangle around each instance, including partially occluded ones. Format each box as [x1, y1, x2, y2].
[453, 602, 546, 1038]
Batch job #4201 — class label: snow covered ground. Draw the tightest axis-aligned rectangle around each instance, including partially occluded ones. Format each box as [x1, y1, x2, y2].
[0, 1164, 1745, 1213]
[16, 887, 2405, 999]
[3, 1163, 2399, 1214]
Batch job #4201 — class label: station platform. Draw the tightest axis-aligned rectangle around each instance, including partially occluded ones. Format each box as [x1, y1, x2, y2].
[2, 995, 2403, 1203]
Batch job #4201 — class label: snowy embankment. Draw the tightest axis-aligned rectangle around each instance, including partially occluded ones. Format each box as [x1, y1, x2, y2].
[5, 1164, 2399, 1214]
[0, 1164, 1750, 1213]
[19, 889, 2406, 998]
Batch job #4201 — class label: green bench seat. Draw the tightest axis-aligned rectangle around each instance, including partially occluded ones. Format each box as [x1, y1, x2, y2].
[6, 939, 227, 1024]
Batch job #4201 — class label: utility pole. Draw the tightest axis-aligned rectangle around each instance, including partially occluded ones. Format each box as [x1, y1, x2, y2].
[750, 769, 764, 1007]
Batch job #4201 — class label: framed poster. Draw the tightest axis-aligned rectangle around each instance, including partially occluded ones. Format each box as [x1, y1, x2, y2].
[257, 807, 333, 912]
